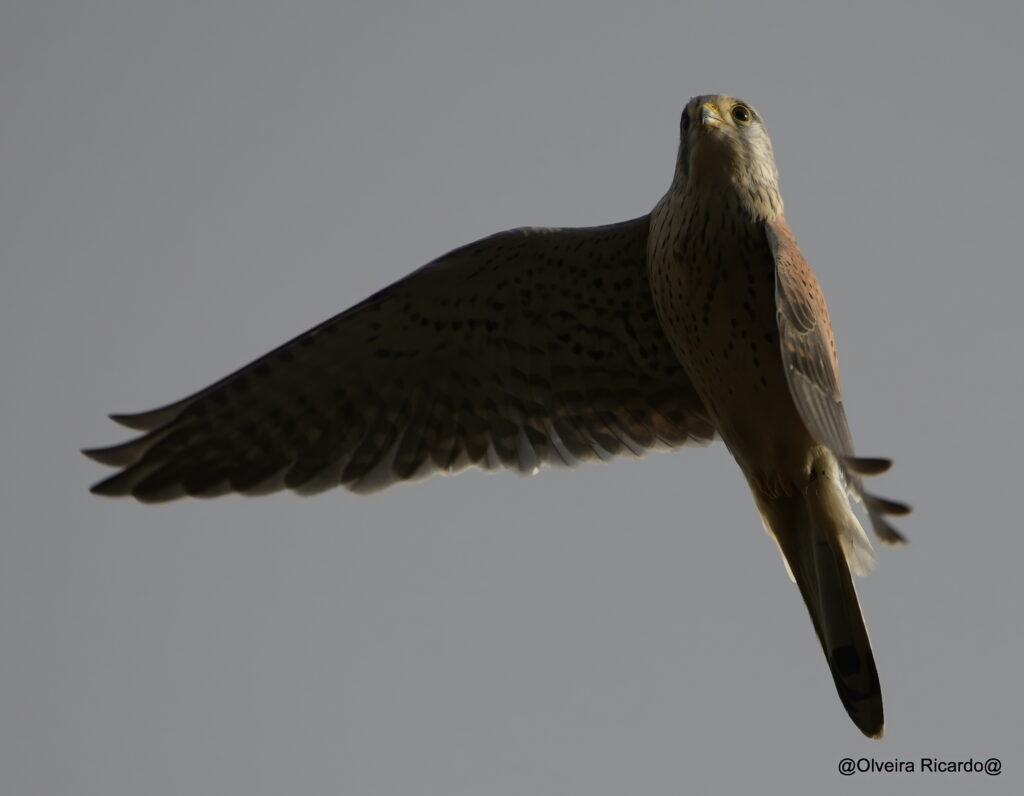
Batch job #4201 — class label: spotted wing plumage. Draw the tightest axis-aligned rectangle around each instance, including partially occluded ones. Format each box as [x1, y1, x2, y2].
[85, 218, 715, 501]
[767, 219, 909, 543]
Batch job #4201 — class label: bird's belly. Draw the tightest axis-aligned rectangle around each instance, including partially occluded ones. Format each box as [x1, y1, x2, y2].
[649, 244, 814, 484]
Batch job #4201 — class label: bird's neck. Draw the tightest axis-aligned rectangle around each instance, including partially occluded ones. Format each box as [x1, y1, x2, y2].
[669, 172, 784, 226]
[666, 140, 785, 226]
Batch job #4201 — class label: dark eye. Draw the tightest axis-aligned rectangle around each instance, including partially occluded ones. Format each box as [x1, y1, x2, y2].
[681, 110, 690, 132]
[731, 105, 752, 124]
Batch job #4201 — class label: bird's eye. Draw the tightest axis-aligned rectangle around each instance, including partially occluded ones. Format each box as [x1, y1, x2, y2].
[731, 105, 752, 124]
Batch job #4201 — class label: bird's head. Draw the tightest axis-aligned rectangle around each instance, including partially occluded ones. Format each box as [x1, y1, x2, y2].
[675, 94, 782, 219]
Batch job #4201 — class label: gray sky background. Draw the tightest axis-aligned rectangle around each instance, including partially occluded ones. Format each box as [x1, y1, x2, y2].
[3, 1, 1022, 794]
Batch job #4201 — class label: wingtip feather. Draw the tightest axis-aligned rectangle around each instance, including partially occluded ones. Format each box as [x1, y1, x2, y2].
[846, 456, 893, 476]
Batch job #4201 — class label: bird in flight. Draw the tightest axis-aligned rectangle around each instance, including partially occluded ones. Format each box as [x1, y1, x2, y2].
[85, 94, 909, 738]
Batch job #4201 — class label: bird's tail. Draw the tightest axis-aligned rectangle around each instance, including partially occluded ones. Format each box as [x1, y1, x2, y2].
[755, 452, 884, 738]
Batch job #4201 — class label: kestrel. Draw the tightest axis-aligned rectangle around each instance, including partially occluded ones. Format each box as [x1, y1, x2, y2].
[85, 94, 909, 737]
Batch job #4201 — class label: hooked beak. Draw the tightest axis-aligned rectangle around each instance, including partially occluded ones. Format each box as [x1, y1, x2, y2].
[700, 102, 724, 128]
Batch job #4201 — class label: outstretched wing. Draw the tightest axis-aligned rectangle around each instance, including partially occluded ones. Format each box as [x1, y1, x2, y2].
[767, 218, 909, 543]
[85, 217, 715, 501]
